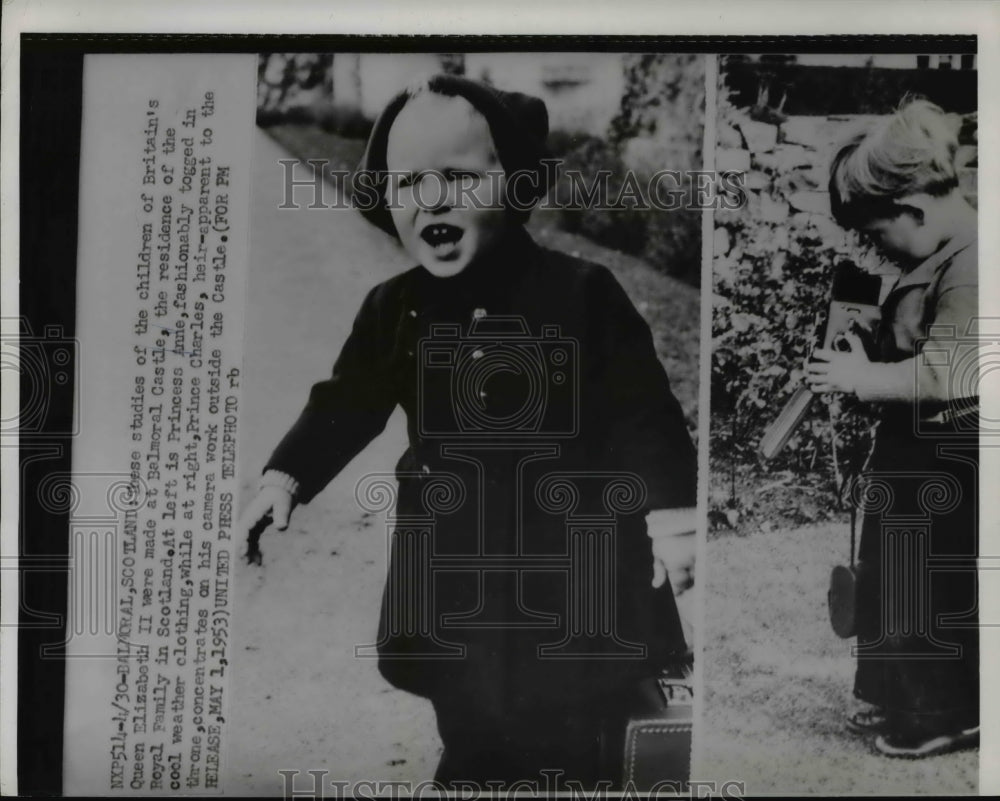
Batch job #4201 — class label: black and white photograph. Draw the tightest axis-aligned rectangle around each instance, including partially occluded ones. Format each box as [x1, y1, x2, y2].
[706, 51, 980, 792]
[234, 50, 704, 793]
[4, 3, 1000, 797]
[10, 41, 709, 796]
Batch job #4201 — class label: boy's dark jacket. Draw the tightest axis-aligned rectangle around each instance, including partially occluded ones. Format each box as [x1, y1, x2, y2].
[266, 227, 696, 715]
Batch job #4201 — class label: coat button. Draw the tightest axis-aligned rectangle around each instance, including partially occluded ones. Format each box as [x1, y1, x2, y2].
[408, 309, 418, 317]
[472, 307, 487, 320]
[472, 349, 484, 360]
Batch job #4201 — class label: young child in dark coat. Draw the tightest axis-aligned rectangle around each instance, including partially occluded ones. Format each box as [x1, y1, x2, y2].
[809, 98, 978, 758]
[242, 74, 697, 787]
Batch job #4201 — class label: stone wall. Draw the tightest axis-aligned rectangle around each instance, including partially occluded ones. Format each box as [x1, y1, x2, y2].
[715, 110, 978, 280]
[709, 106, 978, 493]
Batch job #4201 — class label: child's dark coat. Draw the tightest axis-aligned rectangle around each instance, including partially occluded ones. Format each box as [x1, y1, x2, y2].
[266, 227, 696, 717]
[854, 232, 978, 736]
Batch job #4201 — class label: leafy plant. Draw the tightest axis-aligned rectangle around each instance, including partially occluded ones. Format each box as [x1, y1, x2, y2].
[710, 69, 880, 529]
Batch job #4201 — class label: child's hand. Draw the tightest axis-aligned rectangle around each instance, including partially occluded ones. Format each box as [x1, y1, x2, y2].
[240, 485, 295, 533]
[240, 473, 299, 565]
[805, 330, 876, 396]
[647, 507, 696, 594]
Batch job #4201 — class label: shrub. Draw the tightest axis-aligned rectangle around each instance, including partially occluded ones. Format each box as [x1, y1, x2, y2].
[256, 107, 284, 128]
[314, 103, 374, 140]
[641, 204, 702, 287]
[709, 78, 885, 525]
[546, 128, 598, 159]
[552, 137, 647, 256]
[548, 133, 702, 285]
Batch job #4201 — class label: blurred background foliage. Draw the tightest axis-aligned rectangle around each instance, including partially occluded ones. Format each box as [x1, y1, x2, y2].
[255, 52, 705, 287]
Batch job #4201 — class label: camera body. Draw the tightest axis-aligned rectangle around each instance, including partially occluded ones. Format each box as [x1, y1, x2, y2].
[824, 298, 881, 356]
[417, 315, 578, 439]
[759, 262, 882, 461]
[822, 262, 883, 357]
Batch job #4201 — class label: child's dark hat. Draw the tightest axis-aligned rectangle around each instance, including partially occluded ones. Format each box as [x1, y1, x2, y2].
[353, 74, 551, 237]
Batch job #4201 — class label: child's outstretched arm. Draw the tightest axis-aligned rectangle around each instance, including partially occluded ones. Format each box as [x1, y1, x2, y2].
[241, 471, 299, 532]
[240, 284, 398, 542]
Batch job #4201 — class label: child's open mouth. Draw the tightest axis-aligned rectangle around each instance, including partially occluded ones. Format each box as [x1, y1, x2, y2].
[420, 223, 464, 257]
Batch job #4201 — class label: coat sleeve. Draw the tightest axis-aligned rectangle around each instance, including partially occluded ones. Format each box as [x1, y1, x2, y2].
[922, 246, 979, 401]
[264, 284, 398, 503]
[858, 248, 978, 404]
[587, 266, 698, 510]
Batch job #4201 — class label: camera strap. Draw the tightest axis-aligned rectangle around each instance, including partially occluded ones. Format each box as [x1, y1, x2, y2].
[833, 416, 879, 570]
[849, 494, 856, 570]
[836, 468, 858, 569]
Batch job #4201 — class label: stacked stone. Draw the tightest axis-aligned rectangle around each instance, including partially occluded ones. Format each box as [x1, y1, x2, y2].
[714, 111, 978, 276]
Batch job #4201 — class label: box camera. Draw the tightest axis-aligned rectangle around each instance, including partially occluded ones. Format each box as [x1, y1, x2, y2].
[759, 262, 882, 460]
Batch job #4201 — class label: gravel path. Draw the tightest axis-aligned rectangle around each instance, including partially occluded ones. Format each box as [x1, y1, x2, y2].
[227, 130, 437, 794]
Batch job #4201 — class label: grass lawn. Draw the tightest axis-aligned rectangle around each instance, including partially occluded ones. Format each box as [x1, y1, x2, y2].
[701, 521, 977, 794]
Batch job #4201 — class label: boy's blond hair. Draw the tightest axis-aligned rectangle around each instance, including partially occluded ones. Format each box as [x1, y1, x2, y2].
[829, 98, 960, 229]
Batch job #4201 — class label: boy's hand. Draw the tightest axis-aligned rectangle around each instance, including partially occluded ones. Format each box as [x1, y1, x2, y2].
[241, 474, 298, 565]
[240, 485, 295, 533]
[647, 507, 696, 594]
[805, 330, 877, 396]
